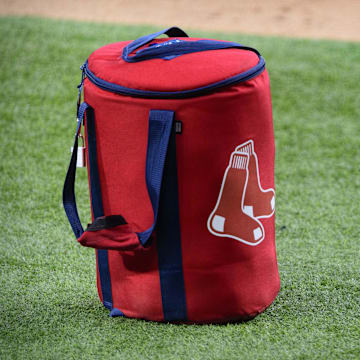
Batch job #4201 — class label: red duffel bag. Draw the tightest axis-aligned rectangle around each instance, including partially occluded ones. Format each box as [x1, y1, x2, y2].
[63, 27, 280, 323]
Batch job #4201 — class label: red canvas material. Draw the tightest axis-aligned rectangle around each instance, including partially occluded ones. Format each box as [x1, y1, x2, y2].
[78, 224, 142, 251]
[64, 27, 280, 323]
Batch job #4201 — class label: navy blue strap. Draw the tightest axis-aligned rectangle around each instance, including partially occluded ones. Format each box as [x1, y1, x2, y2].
[63, 102, 89, 239]
[137, 110, 174, 245]
[122, 27, 188, 62]
[85, 106, 113, 310]
[123, 29, 260, 63]
[156, 117, 187, 321]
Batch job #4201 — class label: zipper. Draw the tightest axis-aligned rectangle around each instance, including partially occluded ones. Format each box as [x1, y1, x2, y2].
[77, 64, 86, 117]
[82, 56, 265, 99]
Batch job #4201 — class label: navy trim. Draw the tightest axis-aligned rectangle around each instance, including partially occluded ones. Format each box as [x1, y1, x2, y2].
[136, 110, 174, 246]
[86, 107, 113, 310]
[156, 115, 187, 321]
[83, 55, 265, 99]
[63, 102, 89, 239]
[109, 308, 125, 317]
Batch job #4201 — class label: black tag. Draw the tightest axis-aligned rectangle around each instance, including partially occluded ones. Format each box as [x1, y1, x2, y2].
[175, 121, 182, 134]
[86, 215, 127, 232]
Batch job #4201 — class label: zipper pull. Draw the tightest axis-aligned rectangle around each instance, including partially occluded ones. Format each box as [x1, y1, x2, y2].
[76, 63, 86, 118]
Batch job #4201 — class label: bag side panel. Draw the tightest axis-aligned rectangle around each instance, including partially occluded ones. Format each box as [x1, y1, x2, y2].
[83, 71, 280, 322]
[175, 71, 280, 322]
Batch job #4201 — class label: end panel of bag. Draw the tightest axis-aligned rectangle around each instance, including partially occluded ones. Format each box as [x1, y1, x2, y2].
[84, 88, 164, 321]
[174, 70, 280, 322]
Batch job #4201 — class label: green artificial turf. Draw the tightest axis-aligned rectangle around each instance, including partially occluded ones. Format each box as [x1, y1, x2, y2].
[0, 16, 359, 360]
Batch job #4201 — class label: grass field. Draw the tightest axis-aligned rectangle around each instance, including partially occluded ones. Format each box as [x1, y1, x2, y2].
[0, 17, 359, 360]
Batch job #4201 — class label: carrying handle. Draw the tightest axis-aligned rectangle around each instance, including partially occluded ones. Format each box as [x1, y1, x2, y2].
[122, 27, 189, 62]
[122, 27, 260, 63]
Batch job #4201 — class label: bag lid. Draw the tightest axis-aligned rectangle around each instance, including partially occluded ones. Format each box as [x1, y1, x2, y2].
[85, 27, 264, 96]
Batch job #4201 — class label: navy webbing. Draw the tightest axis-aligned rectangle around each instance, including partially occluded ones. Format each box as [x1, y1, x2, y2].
[137, 110, 174, 245]
[63, 102, 88, 239]
[156, 113, 187, 321]
[86, 107, 113, 310]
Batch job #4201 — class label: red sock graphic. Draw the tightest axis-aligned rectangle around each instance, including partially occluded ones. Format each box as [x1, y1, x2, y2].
[207, 152, 264, 246]
[236, 140, 275, 218]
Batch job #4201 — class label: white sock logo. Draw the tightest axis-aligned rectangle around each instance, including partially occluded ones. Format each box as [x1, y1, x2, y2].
[207, 140, 275, 246]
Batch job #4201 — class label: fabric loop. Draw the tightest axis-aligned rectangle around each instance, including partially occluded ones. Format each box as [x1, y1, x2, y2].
[122, 27, 189, 62]
[123, 30, 260, 63]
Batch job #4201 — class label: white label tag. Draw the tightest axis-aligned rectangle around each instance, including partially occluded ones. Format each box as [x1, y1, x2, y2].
[71, 146, 86, 167]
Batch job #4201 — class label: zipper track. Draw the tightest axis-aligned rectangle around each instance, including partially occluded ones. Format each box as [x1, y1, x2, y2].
[83, 56, 265, 99]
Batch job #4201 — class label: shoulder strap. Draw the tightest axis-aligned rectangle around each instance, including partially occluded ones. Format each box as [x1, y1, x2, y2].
[63, 102, 89, 239]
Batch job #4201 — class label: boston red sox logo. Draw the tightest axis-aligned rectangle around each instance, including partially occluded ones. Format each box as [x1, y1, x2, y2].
[207, 140, 275, 246]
